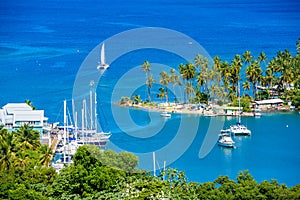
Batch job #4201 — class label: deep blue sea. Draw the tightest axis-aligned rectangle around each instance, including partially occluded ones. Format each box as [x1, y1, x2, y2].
[1, 0, 300, 186]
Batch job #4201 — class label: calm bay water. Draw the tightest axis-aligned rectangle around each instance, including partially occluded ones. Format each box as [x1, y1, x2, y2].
[1, 0, 300, 186]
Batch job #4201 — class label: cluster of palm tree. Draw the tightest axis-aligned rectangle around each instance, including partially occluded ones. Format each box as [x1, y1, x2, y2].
[140, 55, 227, 104]
[0, 124, 53, 171]
[139, 39, 300, 105]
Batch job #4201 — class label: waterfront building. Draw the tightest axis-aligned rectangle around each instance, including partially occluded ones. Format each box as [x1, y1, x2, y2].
[0, 103, 49, 139]
[255, 99, 284, 110]
[222, 106, 242, 116]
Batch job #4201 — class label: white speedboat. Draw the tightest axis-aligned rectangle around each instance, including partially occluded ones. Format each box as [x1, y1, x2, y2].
[97, 43, 110, 70]
[160, 111, 171, 117]
[218, 132, 235, 148]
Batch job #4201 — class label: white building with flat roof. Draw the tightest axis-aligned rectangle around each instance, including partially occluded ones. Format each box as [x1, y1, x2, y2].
[255, 98, 284, 110]
[0, 103, 48, 138]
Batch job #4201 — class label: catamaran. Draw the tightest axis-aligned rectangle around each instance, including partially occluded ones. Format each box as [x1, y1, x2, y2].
[229, 82, 251, 136]
[97, 43, 109, 70]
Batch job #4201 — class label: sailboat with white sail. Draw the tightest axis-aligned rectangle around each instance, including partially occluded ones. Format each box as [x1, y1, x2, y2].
[97, 43, 110, 70]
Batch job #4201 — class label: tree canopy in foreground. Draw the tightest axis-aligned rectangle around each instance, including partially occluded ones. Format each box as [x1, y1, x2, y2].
[1, 127, 300, 199]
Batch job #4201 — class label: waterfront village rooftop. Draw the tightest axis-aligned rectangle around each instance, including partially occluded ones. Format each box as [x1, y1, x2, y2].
[0, 103, 49, 138]
[255, 98, 284, 109]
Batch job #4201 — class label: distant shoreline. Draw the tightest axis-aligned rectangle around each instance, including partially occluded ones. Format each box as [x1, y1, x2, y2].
[114, 101, 294, 117]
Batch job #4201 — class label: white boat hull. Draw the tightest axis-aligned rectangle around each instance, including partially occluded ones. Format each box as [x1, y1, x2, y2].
[218, 135, 235, 148]
[230, 124, 251, 136]
[218, 142, 235, 148]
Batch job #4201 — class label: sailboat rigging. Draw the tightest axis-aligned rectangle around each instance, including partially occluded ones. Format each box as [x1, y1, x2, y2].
[229, 82, 251, 136]
[78, 90, 111, 146]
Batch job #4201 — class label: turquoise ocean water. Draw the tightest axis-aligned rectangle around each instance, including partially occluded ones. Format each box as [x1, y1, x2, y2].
[1, 0, 300, 186]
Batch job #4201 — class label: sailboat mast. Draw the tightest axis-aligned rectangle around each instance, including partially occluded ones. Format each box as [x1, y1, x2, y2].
[238, 81, 241, 124]
[94, 92, 97, 132]
[153, 152, 156, 177]
[90, 90, 93, 130]
[82, 100, 85, 144]
[72, 99, 75, 124]
[74, 111, 78, 140]
[84, 99, 88, 131]
[63, 100, 67, 163]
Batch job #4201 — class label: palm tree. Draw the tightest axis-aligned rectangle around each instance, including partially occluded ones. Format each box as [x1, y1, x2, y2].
[184, 82, 195, 103]
[175, 74, 183, 103]
[219, 61, 231, 90]
[209, 84, 219, 103]
[157, 87, 166, 102]
[196, 73, 206, 92]
[212, 56, 223, 86]
[39, 145, 53, 167]
[178, 63, 187, 103]
[242, 50, 253, 64]
[230, 54, 243, 95]
[0, 129, 17, 171]
[246, 60, 262, 98]
[213, 56, 222, 71]
[132, 95, 142, 105]
[15, 124, 41, 151]
[15, 151, 30, 170]
[141, 61, 151, 102]
[242, 80, 251, 95]
[183, 62, 196, 81]
[273, 50, 293, 96]
[146, 73, 155, 101]
[159, 71, 170, 103]
[265, 68, 274, 88]
[194, 54, 208, 72]
[258, 52, 268, 65]
[25, 99, 35, 110]
[169, 68, 181, 103]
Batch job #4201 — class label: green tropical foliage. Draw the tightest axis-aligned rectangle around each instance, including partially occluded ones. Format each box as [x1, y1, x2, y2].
[136, 39, 300, 110]
[141, 60, 154, 102]
[25, 99, 35, 110]
[1, 126, 300, 199]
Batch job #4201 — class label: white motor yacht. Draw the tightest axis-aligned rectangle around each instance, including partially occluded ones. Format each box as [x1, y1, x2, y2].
[218, 132, 235, 148]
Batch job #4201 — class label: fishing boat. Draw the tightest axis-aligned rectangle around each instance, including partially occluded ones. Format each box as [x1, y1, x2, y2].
[97, 43, 109, 70]
[218, 130, 235, 148]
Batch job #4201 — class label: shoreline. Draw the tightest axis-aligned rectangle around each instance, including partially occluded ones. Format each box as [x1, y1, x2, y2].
[114, 102, 295, 117]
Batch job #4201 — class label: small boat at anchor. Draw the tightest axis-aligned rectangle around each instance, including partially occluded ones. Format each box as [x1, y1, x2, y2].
[160, 111, 171, 117]
[218, 130, 235, 148]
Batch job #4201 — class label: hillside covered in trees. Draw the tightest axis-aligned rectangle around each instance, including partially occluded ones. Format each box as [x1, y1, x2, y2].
[1, 126, 300, 199]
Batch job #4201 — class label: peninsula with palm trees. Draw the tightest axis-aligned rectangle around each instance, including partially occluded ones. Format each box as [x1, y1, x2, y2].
[117, 39, 300, 116]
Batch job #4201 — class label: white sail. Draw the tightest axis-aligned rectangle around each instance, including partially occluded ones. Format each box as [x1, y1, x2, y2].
[97, 43, 109, 70]
[100, 43, 105, 65]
